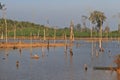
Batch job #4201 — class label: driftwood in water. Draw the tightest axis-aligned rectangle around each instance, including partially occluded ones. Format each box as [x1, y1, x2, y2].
[93, 66, 118, 71]
[93, 66, 120, 74]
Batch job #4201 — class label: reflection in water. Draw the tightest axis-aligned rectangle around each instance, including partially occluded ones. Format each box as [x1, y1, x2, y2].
[53, 46, 56, 52]
[99, 39, 104, 52]
[95, 49, 99, 57]
[76, 42, 80, 48]
[108, 50, 112, 57]
[1, 40, 120, 80]
[91, 41, 100, 58]
[70, 48, 73, 56]
[91, 40, 94, 57]
[31, 54, 40, 59]
[42, 47, 45, 58]
[42, 46, 46, 62]
[68, 38, 74, 80]
[30, 46, 32, 57]
[69, 49, 74, 80]
[47, 39, 50, 53]
[16, 60, 19, 69]
[91, 40, 120, 80]
[64, 45, 67, 53]
[64, 50, 68, 64]
[84, 64, 88, 71]
[4, 48, 8, 61]
[91, 40, 97, 61]
[70, 51, 73, 65]
[19, 48, 22, 57]
[47, 45, 49, 53]
[30, 47, 40, 60]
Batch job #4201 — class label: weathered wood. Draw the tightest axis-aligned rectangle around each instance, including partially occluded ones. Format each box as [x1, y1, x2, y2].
[94, 66, 120, 74]
[93, 66, 118, 71]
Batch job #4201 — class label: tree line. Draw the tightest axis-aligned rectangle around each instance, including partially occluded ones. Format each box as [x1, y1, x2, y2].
[0, 10, 120, 38]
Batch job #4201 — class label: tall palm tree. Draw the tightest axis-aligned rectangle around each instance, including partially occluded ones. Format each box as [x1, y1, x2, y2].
[89, 10, 106, 50]
[0, 3, 7, 43]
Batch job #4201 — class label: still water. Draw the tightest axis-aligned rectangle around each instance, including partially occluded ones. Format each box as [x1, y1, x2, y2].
[0, 40, 120, 80]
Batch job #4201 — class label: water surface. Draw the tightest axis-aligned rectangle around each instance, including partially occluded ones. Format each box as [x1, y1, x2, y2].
[0, 40, 120, 80]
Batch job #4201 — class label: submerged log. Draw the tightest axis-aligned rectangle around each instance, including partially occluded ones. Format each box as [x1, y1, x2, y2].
[93, 66, 117, 71]
[93, 66, 120, 74]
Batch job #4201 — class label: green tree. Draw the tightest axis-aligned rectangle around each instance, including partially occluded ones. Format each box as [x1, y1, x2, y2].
[89, 10, 106, 49]
[89, 11, 106, 36]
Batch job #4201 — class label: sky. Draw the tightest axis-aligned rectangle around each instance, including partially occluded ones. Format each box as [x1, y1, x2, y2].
[0, 0, 120, 30]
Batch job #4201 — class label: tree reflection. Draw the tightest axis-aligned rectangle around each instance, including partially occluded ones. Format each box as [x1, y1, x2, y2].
[69, 47, 74, 80]
[70, 49, 73, 65]
[16, 60, 19, 69]
[19, 48, 22, 57]
[4, 48, 8, 61]
[42, 47, 46, 61]
[42, 47, 45, 58]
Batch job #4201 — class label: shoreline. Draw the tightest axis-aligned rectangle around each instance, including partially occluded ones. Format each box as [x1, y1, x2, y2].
[1, 37, 119, 40]
[0, 42, 70, 48]
[0, 37, 119, 48]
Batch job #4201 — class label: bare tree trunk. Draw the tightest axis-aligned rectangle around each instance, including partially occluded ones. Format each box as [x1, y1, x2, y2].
[99, 25, 102, 49]
[1, 32, 3, 39]
[99, 39, 102, 48]
[5, 18, 7, 43]
[54, 27, 56, 44]
[43, 28, 46, 42]
[2, 9, 8, 43]
[30, 32, 32, 56]
[14, 24, 16, 40]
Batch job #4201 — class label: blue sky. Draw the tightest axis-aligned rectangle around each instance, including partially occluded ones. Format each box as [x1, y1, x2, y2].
[0, 0, 120, 30]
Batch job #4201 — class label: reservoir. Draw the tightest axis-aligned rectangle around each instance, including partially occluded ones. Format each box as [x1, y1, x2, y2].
[0, 40, 119, 80]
